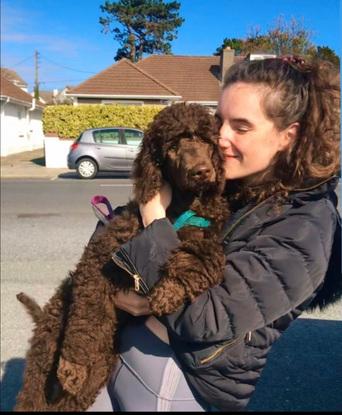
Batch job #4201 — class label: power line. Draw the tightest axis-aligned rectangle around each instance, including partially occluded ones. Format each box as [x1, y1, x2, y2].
[40, 54, 96, 74]
[9, 55, 34, 67]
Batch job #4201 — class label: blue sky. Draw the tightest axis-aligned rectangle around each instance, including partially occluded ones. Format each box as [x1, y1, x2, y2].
[1, 0, 341, 92]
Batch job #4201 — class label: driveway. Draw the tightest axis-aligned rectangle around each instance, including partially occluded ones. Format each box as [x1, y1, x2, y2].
[1, 148, 70, 179]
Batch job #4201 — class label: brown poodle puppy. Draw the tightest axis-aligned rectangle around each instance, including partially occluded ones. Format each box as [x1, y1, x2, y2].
[14, 103, 230, 412]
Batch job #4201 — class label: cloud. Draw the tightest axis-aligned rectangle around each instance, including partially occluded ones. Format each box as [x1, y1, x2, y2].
[0, 1, 92, 58]
[2, 32, 83, 57]
[0, 1, 115, 90]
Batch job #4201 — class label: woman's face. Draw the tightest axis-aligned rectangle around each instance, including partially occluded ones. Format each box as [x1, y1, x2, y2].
[217, 82, 292, 180]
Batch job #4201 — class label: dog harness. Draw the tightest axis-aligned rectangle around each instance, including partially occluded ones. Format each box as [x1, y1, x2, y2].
[91, 196, 211, 231]
[172, 210, 211, 231]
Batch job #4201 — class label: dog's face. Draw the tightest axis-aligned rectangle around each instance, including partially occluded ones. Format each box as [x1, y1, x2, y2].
[133, 103, 226, 204]
[164, 136, 218, 193]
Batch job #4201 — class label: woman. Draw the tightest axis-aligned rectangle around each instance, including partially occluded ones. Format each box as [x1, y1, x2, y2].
[89, 57, 340, 412]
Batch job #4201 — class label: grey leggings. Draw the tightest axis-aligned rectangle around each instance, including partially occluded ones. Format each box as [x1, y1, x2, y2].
[87, 322, 208, 412]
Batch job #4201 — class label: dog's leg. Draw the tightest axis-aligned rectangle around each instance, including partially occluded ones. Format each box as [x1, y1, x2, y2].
[56, 209, 141, 399]
[148, 239, 225, 316]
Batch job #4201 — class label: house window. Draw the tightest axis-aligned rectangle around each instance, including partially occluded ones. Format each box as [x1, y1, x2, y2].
[17, 109, 26, 119]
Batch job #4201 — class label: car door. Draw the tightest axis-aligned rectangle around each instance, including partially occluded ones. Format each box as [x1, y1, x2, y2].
[92, 129, 128, 170]
[123, 129, 144, 168]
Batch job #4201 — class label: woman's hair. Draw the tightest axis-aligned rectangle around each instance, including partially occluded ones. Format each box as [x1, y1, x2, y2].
[222, 57, 340, 204]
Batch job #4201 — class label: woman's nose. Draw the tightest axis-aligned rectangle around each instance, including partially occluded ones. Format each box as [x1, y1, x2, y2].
[219, 123, 232, 148]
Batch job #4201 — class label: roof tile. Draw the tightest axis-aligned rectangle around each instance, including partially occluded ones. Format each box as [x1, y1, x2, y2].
[137, 55, 221, 101]
[69, 59, 179, 96]
[68, 54, 245, 102]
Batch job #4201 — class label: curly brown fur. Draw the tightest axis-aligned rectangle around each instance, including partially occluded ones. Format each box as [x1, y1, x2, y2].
[15, 206, 141, 411]
[148, 237, 226, 315]
[15, 103, 230, 411]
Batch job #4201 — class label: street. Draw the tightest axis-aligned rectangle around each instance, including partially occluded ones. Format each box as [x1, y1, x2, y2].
[1, 178, 341, 411]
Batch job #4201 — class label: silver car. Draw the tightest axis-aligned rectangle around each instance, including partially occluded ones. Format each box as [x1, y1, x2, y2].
[67, 127, 143, 179]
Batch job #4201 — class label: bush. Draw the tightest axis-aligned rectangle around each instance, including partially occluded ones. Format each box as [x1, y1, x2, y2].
[43, 104, 165, 139]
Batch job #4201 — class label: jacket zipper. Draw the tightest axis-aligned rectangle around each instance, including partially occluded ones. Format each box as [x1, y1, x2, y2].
[111, 250, 149, 295]
[199, 336, 243, 365]
[199, 200, 271, 365]
[221, 196, 273, 243]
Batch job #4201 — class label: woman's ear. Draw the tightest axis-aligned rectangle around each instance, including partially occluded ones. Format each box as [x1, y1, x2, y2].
[278, 122, 300, 151]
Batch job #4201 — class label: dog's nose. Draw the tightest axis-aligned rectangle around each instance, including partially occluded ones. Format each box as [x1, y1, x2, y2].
[191, 165, 212, 181]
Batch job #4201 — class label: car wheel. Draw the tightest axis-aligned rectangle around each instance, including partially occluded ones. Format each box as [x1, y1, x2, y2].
[76, 158, 98, 179]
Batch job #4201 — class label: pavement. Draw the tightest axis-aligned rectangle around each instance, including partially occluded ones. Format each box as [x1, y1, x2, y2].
[1, 149, 341, 411]
[1, 148, 70, 179]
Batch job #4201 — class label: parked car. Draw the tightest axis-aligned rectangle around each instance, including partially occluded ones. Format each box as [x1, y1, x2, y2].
[67, 127, 144, 179]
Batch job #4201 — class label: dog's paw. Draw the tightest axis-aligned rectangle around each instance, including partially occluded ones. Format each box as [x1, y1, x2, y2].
[148, 278, 186, 316]
[57, 357, 88, 395]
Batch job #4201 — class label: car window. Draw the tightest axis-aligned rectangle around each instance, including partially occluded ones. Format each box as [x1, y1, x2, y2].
[93, 129, 120, 144]
[125, 130, 143, 146]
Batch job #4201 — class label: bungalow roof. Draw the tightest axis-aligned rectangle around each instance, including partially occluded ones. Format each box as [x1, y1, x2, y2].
[69, 58, 180, 97]
[137, 55, 222, 102]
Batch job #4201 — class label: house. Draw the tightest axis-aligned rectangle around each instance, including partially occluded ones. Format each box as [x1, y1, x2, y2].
[0, 69, 45, 156]
[1, 67, 29, 91]
[38, 86, 74, 105]
[38, 90, 56, 105]
[67, 48, 244, 109]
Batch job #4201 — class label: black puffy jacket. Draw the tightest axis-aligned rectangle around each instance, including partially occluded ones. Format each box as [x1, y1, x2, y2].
[116, 177, 341, 411]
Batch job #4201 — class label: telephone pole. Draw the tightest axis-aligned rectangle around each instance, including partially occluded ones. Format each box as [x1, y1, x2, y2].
[34, 50, 40, 100]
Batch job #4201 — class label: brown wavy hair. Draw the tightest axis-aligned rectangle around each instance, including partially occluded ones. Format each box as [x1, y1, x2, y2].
[222, 57, 340, 205]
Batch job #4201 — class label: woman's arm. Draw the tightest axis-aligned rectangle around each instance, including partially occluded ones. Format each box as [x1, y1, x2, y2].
[114, 290, 151, 316]
[160, 200, 338, 342]
[114, 182, 176, 315]
[115, 198, 338, 344]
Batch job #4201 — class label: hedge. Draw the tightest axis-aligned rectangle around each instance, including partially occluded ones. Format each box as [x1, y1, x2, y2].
[43, 104, 165, 140]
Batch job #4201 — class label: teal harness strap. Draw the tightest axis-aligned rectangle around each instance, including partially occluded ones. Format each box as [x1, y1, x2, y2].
[173, 210, 211, 231]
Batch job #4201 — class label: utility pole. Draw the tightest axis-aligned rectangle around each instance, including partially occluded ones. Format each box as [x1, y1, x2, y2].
[34, 50, 40, 100]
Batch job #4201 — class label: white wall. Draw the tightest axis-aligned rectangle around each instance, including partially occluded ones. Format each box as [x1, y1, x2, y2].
[28, 109, 45, 148]
[0, 101, 44, 156]
[44, 137, 73, 167]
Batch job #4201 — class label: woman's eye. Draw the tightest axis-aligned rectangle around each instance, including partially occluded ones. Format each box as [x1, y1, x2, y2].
[235, 126, 249, 134]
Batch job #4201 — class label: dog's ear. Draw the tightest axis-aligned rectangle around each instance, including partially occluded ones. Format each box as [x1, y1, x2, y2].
[132, 134, 164, 205]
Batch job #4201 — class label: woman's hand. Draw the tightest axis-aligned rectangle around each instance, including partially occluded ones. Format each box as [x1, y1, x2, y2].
[114, 290, 152, 316]
[139, 181, 172, 227]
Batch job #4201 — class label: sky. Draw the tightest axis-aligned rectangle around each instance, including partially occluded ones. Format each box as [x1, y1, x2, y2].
[1, 0, 341, 92]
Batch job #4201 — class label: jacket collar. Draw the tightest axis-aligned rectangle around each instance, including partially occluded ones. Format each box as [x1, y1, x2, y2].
[288, 175, 339, 203]
[222, 176, 340, 242]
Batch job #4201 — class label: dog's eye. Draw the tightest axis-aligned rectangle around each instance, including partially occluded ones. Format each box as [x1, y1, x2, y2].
[169, 145, 178, 152]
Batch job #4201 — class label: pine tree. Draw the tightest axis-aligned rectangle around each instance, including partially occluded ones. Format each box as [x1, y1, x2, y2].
[99, 0, 184, 62]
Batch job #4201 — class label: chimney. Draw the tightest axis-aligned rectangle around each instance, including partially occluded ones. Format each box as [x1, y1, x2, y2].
[220, 47, 235, 83]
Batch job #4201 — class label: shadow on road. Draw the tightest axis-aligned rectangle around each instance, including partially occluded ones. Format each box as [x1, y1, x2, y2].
[57, 171, 133, 180]
[247, 317, 342, 411]
[1, 318, 341, 411]
[0, 358, 25, 411]
[30, 156, 45, 166]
